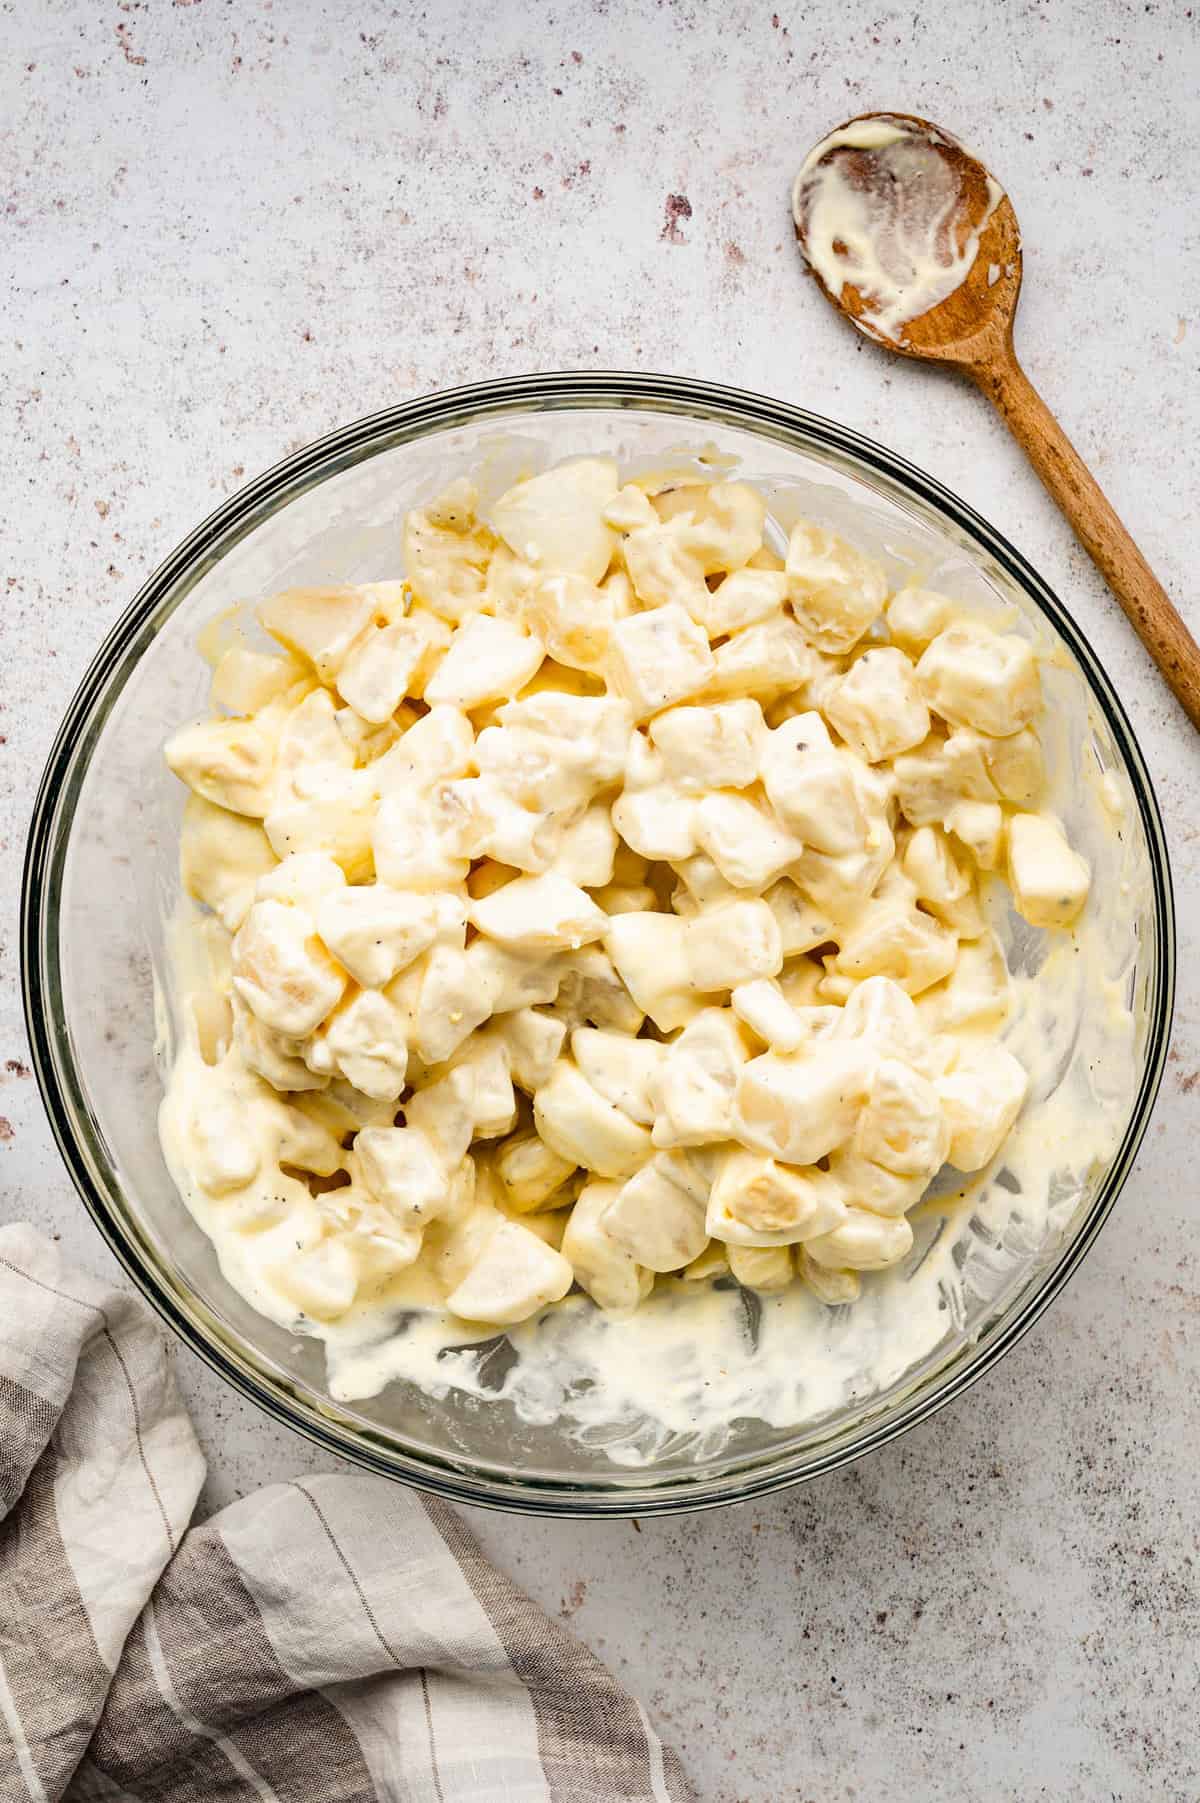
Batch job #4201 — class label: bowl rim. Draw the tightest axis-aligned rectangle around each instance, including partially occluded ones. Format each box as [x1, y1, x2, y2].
[21, 369, 1175, 1517]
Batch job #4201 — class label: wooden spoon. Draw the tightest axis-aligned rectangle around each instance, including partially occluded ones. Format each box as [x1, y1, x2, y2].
[792, 110, 1200, 729]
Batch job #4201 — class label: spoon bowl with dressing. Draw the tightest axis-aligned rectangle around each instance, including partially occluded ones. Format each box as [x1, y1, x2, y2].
[794, 111, 1200, 729]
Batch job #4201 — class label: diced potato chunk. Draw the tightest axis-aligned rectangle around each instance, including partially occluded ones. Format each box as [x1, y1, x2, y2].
[315, 885, 448, 988]
[798, 1247, 861, 1305]
[424, 615, 545, 709]
[259, 587, 375, 682]
[601, 1152, 710, 1272]
[320, 989, 409, 1101]
[825, 646, 929, 763]
[854, 1058, 948, 1179]
[693, 793, 804, 892]
[336, 618, 445, 723]
[561, 1179, 653, 1311]
[834, 899, 958, 997]
[701, 568, 788, 638]
[495, 1131, 578, 1212]
[270, 1240, 361, 1320]
[936, 1044, 1029, 1171]
[490, 457, 619, 585]
[469, 873, 608, 955]
[916, 622, 1040, 737]
[533, 1061, 653, 1179]
[570, 1028, 666, 1126]
[902, 825, 984, 937]
[652, 1009, 750, 1148]
[523, 573, 616, 672]
[706, 1149, 847, 1246]
[166, 716, 278, 818]
[728, 1243, 794, 1292]
[649, 700, 765, 793]
[492, 1009, 568, 1092]
[734, 1044, 872, 1166]
[1007, 813, 1091, 929]
[759, 713, 865, 855]
[805, 1209, 914, 1272]
[704, 613, 814, 699]
[885, 587, 952, 654]
[181, 795, 278, 932]
[683, 900, 783, 992]
[446, 1219, 573, 1325]
[980, 725, 1044, 804]
[606, 604, 715, 720]
[232, 898, 346, 1037]
[786, 521, 887, 652]
[403, 500, 493, 622]
[211, 646, 302, 716]
[356, 1125, 449, 1224]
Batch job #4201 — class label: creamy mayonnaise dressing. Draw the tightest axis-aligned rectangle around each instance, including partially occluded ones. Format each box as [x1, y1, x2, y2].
[793, 115, 1005, 344]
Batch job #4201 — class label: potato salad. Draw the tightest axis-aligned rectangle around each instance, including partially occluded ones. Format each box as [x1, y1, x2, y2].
[161, 455, 1092, 1344]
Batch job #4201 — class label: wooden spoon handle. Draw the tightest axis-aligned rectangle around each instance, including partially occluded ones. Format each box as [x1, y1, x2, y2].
[969, 348, 1200, 730]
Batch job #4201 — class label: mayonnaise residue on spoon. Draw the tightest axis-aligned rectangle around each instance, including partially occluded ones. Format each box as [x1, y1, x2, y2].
[793, 115, 1005, 344]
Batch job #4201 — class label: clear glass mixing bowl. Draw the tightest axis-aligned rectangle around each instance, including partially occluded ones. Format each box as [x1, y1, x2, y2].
[22, 373, 1174, 1516]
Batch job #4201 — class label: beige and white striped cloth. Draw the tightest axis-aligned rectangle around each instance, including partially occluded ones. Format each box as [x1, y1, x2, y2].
[0, 1224, 690, 1802]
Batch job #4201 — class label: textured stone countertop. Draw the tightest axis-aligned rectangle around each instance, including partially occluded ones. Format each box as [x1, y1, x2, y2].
[3, 4, 1198, 1798]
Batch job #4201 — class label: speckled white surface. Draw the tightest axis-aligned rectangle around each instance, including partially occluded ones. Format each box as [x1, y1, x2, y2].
[3, 4, 1199, 1798]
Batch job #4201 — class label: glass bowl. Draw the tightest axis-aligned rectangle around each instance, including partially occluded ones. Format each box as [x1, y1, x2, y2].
[22, 373, 1174, 1516]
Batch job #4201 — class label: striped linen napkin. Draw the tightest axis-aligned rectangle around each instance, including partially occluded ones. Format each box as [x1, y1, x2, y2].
[0, 1224, 690, 1802]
